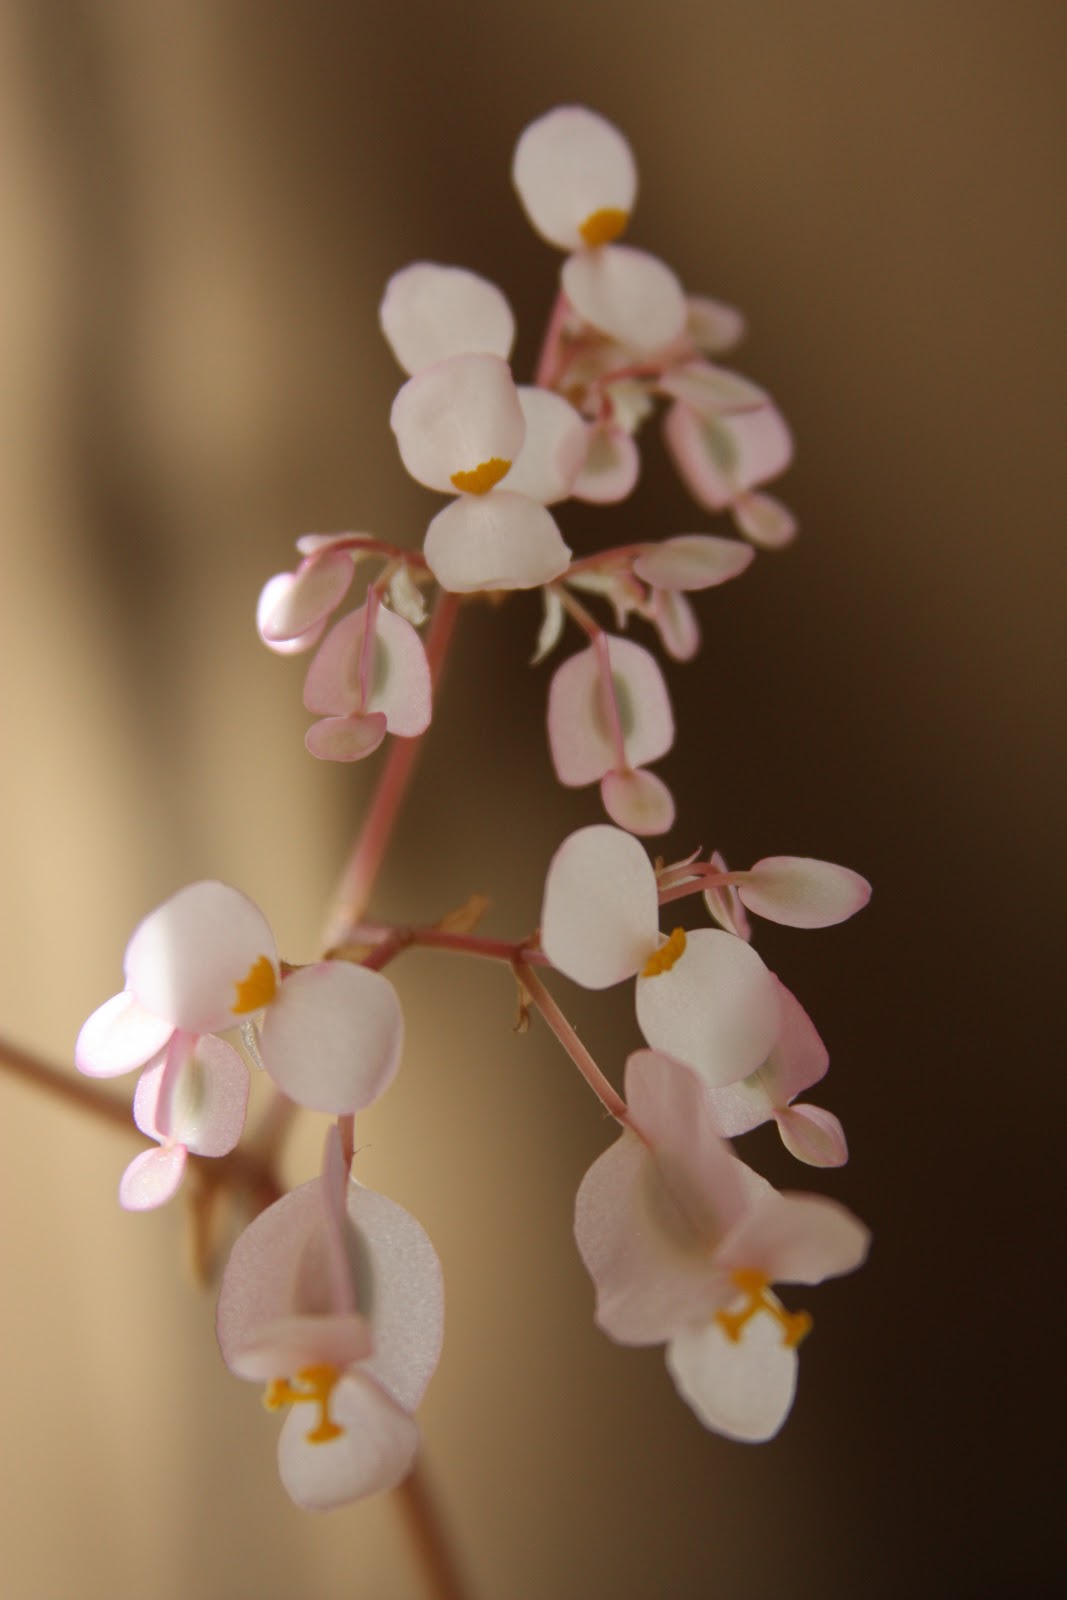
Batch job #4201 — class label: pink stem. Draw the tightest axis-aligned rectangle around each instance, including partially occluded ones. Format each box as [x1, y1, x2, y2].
[658, 868, 743, 907]
[534, 289, 572, 389]
[322, 590, 460, 948]
[306, 534, 431, 571]
[514, 962, 629, 1125]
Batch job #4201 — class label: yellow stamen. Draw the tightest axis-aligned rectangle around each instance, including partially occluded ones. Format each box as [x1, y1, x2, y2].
[579, 207, 629, 248]
[451, 457, 511, 496]
[232, 954, 277, 1014]
[642, 927, 687, 977]
[263, 1363, 343, 1445]
[714, 1267, 813, 1349]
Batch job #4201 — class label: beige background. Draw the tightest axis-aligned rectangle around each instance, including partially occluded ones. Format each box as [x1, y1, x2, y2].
[0, 3, 1063, 1597]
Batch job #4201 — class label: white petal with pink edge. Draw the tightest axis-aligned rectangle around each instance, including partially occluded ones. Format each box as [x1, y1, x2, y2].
[303, 602, 431, 733]
[547, 635, 674, 787]
[257, 552, 354, 647]
[119, 1144, 188, 1212]
[278, 1373, 419, 1511]
[305, 713, 389, 763]
[504, 388, 589, 504]
[636, 928, 779, 1089]
[733, 490, 798, 548]
[659, 362, 768, 417]
[685, 296, 747, 355]
[133, 1033, 249, 1157]
[256, 574, 328, 656]
[390, 352, 524, 495]
[718, 1191, 870, 1286]
[562, 245, 687, 352]
[649, 589, 701, 662]
[512, 106, 637, 253]
[600, 767, 675, 836]
[633, 534, 755, 592]
[774, 1105, 849, 1167]
[667, 1312, 797, 1442]
[540, 823, 659, 989]
[259, 962, 402, 1114]
[663, 400, 793, 510]
[380, 262, 515, 375]
[704, 980, 827, 1138]
[571, 425, 640, 504]
[75, 990, 173, 1078]
[424, 492, 571, 592]
[124, 881, 278, 1036]
[737, 856, 871, 928]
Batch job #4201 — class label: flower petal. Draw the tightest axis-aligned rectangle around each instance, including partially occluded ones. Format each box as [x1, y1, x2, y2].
[133, 1033, 250, 1156]
[685, 296, 746, 355]
[257, 552, 354, 646]
[424, 492, 571, 593]
[347, 1182, 445, 1412]
[75, 991, 173, 1079]
[547, 635, 674, 787]
[737, 856, 872, 928]
[303, 601, 431, 734]
[260, 962, 402, 1114]
[563, 245, 686, 352]
[633, 534, 754, 592]
[659, 362, 767, 417]
[504, 387, 589, 504]
[277, 1372, 419, 1511]
[512, 105, 637, 253]
[718, 1191, 871, 1286]
[636, 928, 779, 1089]
[774, 1104, 849, 1168]
[229, 1311, 373, 1381]
[305, 713, 389, 763]
[256, 574, 327, 656]
[733, 490, 798, 549]
[390, 352, 524, 495]
[124, 882, 278, 1036]
[541, 823, 659, 989]
[666, 1314, 797, 1442]
[119, 1144, 188, 1211]
[648, 589, 700, 662]
[571, 425, 640, 504]
[600, 766, 675, 836]
[663, 399, 793, 509]
[380, 262, 515, 375]
[702, 851, 752, 941]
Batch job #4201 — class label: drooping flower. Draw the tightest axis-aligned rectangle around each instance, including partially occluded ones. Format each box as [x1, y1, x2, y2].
[119, 1033, 249, 1211]
[301, 587, 432, 762]
[574, 1050, 869, 1440]
[76, 880, 403, 1115]
[217, 1128, 444, 1509]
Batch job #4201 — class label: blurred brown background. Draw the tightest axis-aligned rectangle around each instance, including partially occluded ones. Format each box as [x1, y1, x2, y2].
[1, 2, 1063, 1597]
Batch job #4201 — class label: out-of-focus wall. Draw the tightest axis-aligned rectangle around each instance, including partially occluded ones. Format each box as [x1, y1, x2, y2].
[1, 3, 1063, 1597]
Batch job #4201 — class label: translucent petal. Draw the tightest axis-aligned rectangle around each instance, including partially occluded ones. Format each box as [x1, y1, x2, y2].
[547, 635, 674, 786]
[260, 962, 402, 1114]
[387, 563, 428, 626]
[733, 490, 798, 549]
[667, 1314, 797, 1442]
[540, 823, 659, 989]
[124, 881, 278, 1036]
[256, 573, 328, 656]
[75, 990, 173, 1078]
[738, 856, 872, 928]
[380, 262, 515, 375]
[718, 1191, 871, 1286]
[636, 928, 779, 1089]
[775, 1104, 849, 1168]
[504, 388, 589, 504]
[305, 713, 389, 763]
[633, 534, 754, 592]
[531, 586, 565, 665]
[277, 1373, 419, 1511]
[600, 767, 675, 836]
[257, 552, 354, 645]
[512, 105, 637, 253]
[119, 1144, 188, 1211]
[663, 399, 793, 509]
[133, 1033, 249, 1156]
[390, 352, 524, 494]
[424, 492, 571, 593]
[685, 296, 747, 355]
[571, 424, 640, 504]
[563, 245, 687, 352]
[303, 601, 431, 733]
[703, 980, 826, 1137]
[229, 1311, 373, 1381]
[659, 362, 767, 417]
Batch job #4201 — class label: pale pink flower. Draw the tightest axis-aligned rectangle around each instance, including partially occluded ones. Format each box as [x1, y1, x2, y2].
[76, 881, 403, 1115]
[380, 262, 516, 376]
[574, 1050, 869, 1440]
[540, 825, 780, 1086]
[302, 588, 432, 762]
[119, 1033, 249, 1211]
[663, 394, 797, 549]
[217, 1129, 443, 1510]
[702, 852, 872, 931]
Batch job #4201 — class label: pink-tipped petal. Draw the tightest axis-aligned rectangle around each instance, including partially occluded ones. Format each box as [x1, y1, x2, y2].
[601, 767, 675, 836]
[760, 982, 830, 1104]
[547, 635, 674, 787]
[305, 713, 389, 763]
[571, 425, 641, 504]
[667, 1314, 797, 1442]
[685, 296, 747, 354]
[390, 352, 524, 495]
[119, 1144, 188, 1212]
[633, 535, 755, 592]
[304, 602, 431, 734]
[738, 857, 872, 929]
[541, 824, 659, 989]
[663, 400, 793, 510]
[260, 962, 402, 1115]
[512, 106, 637, 253]
[258, 553, 354, 646]
[775, 1104, 849, 1168]
[124, 882, 278, 1036]
[504, 388, 589, 504]
[277, 1373, 419, 1511]
[659, 363, 768, 417]
[562, 245, 687, 352]
[718, 1191, 871, 1286]
[75, 991, 173, 1079]
[380, 262, 515, 375]
[733, 490, 798, 549]
[134, 1034, 250, 1157]
[424, 492, 571, 592]
[636, 928, 779, 1089]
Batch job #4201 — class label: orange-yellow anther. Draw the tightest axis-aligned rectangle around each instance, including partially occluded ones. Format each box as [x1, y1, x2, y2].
[579, 207, 629, 248]
[450, 457, 511, 496]
[232, 954, 277, 1015]
[264, 1363, 344, 1445]
[714, 1267, 813, 1350]
[642, 927, 687, 978]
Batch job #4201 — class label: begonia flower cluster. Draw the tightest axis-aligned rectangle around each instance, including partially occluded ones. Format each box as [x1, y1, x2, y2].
[75, 104, 871, 1515]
